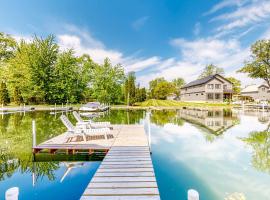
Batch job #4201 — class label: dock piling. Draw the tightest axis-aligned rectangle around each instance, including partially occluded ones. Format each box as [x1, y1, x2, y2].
[32, 120, 36, 148]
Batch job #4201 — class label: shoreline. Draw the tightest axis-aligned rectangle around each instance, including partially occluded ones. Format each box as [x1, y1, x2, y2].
[0, 104, 234, 111]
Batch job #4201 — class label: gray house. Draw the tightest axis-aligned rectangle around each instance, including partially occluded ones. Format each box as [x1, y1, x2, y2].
[181, 74, 233, 102]
[241, 84, 270, 101]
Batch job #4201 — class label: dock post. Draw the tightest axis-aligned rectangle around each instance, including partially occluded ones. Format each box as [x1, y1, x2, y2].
[147, 110, 152, 153]
[188, 189, 199, 200]
[5, 187, 19, 200]
[32, 120, 36, 148]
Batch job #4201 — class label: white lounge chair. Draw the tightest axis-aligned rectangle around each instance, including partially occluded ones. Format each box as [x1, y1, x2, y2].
[72, 111, 112, 129]
[60, 115, 110, 142]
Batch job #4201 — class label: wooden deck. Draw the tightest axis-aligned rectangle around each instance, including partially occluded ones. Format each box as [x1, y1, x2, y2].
[80, 125, 160, 200]
[33, 125, 160, 199]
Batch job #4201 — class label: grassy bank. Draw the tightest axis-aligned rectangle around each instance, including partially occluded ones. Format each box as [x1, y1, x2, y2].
[134, 99, 232, 108]
[1, 99, 233, 111]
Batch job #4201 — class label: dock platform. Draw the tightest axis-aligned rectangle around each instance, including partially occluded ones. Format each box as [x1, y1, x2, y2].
[33, 125, 160, 200]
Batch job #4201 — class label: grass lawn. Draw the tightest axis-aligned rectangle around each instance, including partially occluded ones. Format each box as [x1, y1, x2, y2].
[135, 99, 232, 108]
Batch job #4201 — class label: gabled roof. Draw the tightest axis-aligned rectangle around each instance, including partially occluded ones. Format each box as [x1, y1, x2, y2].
[182, 74, 230, 88]
[241, 84, 259, 93]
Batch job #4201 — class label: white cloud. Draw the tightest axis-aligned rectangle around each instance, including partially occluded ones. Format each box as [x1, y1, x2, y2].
[209, 0, 270, 35]
[204, 0, 248, 16]
[58, 34, 123, 64]
[132, 16, 149, 31]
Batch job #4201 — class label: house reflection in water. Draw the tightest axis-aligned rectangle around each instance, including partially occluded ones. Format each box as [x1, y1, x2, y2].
[178, 108, 239, 135]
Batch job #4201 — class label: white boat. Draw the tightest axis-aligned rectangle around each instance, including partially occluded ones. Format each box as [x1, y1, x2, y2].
[79, 102, 109, 112]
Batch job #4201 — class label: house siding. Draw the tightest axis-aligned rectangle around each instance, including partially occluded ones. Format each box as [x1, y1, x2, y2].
[181, 75, 233, 102]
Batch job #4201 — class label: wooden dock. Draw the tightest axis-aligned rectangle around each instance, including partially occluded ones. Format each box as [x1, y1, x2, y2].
[80, 125, 160, 200]
[33, 125, 160, 199]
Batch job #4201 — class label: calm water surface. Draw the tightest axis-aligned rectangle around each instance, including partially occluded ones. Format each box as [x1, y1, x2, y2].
[0, 109, 270, 200]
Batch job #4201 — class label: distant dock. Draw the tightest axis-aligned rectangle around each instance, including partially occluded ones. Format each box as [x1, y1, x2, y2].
[32, 125, 160, 200]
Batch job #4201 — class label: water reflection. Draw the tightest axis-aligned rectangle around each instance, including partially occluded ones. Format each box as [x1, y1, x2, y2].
[1, 109, 270, 200]
[242, 122, 270, 173]
[178, 108, 239, 135]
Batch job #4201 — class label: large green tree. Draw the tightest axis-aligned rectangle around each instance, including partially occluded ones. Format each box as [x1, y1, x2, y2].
[48, 49, 80, 103]
[124, 72, 136, 105]
[0, 32, 16, 62]
[199, 64, 224, 79]
[172, 77, 185, 98]
[91, 58, 125, 103]
[227, 77, 241, 94]
[0, 82, 9, 105]
[5, 40, 34, 102]
[29, 35, 59, 102]
[238, 40, 270, 87]
[149, 77, 175, 100]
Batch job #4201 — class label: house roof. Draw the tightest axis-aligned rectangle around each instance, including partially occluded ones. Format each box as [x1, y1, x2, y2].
[241, 84, 259, 93]
[241, 83, 269, 93]
[182, 74, 230, 88]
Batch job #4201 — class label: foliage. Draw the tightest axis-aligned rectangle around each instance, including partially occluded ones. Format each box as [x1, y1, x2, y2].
[13, 86, 23, 105]
[172, 77, 185, 98]
[242, 124, 270, 173]
[135, 87, 147, 103]
[91, 58, 125, 103]
[199, 64, 224, 78]
[238, 39, 270, 87]
[227, 77, 241, 94]
[0, 82, 9, 105]
[124, 72, 136, 105]
[149, 77, 175, 100]
[0, 32, 16, 63]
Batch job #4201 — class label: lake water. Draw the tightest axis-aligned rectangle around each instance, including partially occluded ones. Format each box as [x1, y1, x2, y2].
[0, 109, 270, 200]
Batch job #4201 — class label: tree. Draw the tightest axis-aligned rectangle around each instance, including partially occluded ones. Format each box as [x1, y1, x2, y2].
[0, 32, 17, 82]
[199, 64, 224, 78]
[0, 32, 16, 62]
[13, 86, 23, 105]
[149, 77, 175, 100]
[0, 82, 9, 105]
[172, 78, 185, 98]
[124, 72, 136, 105]
[91, 58, 125, 103]
[238, 40, 270, 87]
[48, 49, 80, 103]
[135, 87, 147, 102]
[29, 35, 59, 102]
[227, 77, 241, 94]
[5, 40, 34, 102]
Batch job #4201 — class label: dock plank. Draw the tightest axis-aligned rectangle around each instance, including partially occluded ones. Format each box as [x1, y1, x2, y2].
[87, 182, 158, 188]
[83, 188, 159, 195]
[81, 196, 160, 200]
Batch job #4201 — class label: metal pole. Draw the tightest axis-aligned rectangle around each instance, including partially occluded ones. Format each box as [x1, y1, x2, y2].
[147, 111, 151, 153]
[32, 120, 36, 147]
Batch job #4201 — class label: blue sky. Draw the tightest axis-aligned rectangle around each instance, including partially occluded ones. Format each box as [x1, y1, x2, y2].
[1, 0, 270, 86]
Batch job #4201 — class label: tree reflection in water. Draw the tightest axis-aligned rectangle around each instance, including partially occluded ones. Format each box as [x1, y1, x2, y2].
[242, 123, 270, 173]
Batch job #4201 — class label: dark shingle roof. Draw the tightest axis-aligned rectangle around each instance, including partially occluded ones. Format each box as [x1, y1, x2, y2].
[182, 74, 223, 88]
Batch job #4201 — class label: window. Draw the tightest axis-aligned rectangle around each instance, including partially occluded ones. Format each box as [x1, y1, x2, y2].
[207, 84, 214, 89]
[262, 87, 265, 91]
[223, 85, 227, 90]
[215, 93, 221, 99]
[207, 93, 214, 99]
[201, 93, 204, 95]
[215, 84, 221, 89]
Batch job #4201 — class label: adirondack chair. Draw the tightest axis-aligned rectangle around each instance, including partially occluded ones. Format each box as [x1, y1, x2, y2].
[60, 115, 110, 142]
[72, 111, 112, 129]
